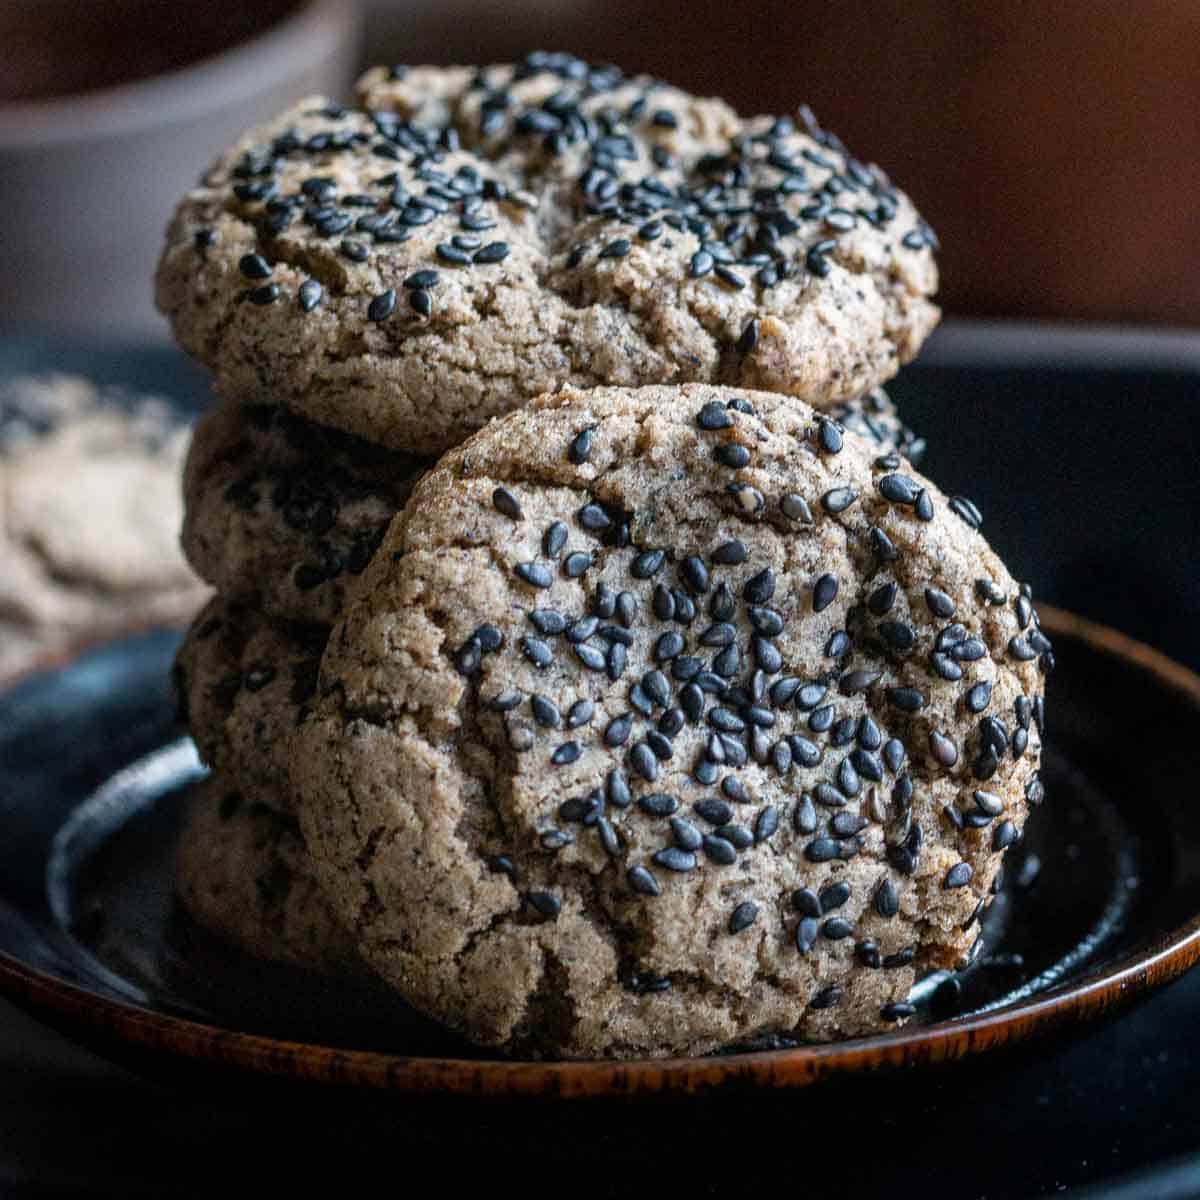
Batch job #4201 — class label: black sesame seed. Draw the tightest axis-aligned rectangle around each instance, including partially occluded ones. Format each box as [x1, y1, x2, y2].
[737, 318, 760, 354]
[755, 805, 780, 842]
[566, 699, 594, 728]
[574, 643, 605, 672]
[409, 288, 433, 317]
[367, 289, 396, 321]
[529, 608, 566, 635]
[813, 574, 839, 613]
[874, 877, 900, 918]
[819, 881, 851, 912]
[630, 742, 658, 782]
[715, 439, 753, 469]
[878, 473, 919, 504]
[887, 686, 926, 713]
[515, 562, 553, 589]
[822, 916, 854, 940]
[925, 587, 957, 619]
[711, 540, 748, 565]
[528, 892, 561, 918]
[945, 862, 974, 889]
[781, 493, 813, 523]
[929, 730, 959, 768]
[654, 631, 685, 661]
[680, 556, 711, 594]
[696, 401, 734, 431]
[607, 769, 631, 808]
[817, 419, 844, 455]
[822, 487, 857, 514]
[298, 279, 323, 311]
[239, 253, 272, 279]
[403, 270, 440, 290]
[473, 241, 510, 263]
[654, 847, 697, 872]
[993, 821, 1019, 850]
[631, 549, 666, 578]
[531, 695, 561, 727]
[881, 1002, 916, 1022]
[247, 283, 279, 305]
[455, 638, 482, 676]
[543, 522, 568, 557]
[521, 636, 553, 668]
[627, 866, 661, 896]
[437, 242, 473, 265]
[915, 490, 934, 521]
[805, 837, 841, 863]
[696, 834, 733, 866]
[561, 551, 591, 578]
[729, 902, 759, 934]
[831, 812, 867, 837]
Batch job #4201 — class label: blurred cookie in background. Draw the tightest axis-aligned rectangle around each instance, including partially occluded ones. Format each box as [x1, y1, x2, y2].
[0, 373, 208, 680]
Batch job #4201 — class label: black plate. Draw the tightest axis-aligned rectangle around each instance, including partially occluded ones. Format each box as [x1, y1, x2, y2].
[1, 607, 1199, 1100]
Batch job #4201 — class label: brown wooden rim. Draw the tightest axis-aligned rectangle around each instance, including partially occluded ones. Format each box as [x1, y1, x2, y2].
[1, 605, 1199, 1097]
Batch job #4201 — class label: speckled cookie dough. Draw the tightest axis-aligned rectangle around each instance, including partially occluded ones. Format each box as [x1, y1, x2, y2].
[176, 773, 359, 974]
[174, 596, 327, 813]
[0, 374, 207, 680]
[291, 383, 1047, 1059]
[182, 401, 430, 624]
[157, 52, 939, 455]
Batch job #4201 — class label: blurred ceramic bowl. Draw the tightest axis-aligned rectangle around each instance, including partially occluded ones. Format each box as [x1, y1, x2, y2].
[0, 0, 360, 338]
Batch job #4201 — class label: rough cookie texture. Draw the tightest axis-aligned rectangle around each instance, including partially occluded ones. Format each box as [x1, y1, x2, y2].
[184, 390, 922, 629]
[177, 774, 359, 973]
[0, 374, 207, 680]
[182, 401, 429, 624]
[174, 596, 327, 813]
[157, 52, 939, 455]
[293, 383, 1047, 1059]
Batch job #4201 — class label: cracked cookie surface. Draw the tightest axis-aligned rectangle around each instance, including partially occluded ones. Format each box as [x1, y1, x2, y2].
[157, 52, 939, 455]
[177, 774, 359, 973]
[0, 373, 207, 680]
[182, 401, 430, 624]
[292, 383, 1047, 1059]
[175, 596, 328, 813]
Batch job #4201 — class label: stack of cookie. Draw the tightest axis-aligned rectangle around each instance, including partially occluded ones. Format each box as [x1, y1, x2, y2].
[164, 54, 1049, 1058]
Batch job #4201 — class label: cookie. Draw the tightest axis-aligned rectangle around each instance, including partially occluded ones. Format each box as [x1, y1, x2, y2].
[174, 596, 327, 813]
[157, 53, 939, 455]
[0, 373, 208, 680]
[291, 383, 1047, 1059]
[182, 401, 429, 624]
[176, 774, 358, 974]
[183, 392, 920, 630]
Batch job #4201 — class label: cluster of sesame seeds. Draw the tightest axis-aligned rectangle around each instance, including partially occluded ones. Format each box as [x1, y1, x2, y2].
[193, 50, 934, 338]
[451, 394, 1043, 1021]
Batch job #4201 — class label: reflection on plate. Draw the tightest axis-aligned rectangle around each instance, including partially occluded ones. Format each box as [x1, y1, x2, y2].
[1, 608, 1199, 1096]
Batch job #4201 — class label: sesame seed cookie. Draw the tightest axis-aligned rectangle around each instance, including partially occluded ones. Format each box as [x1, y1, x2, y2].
[182, 391, 920, 629]
[157, 53, 939, 456]
[0, 374, 207, 680]
[291, 383, 1047, 1059]
[174, 596, 327, 814]
[176, 774, 358, 974]
[181, 401, 429, 625]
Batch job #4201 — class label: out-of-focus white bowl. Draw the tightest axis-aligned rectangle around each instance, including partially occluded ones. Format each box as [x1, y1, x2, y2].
[0, 0, 360, 339]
